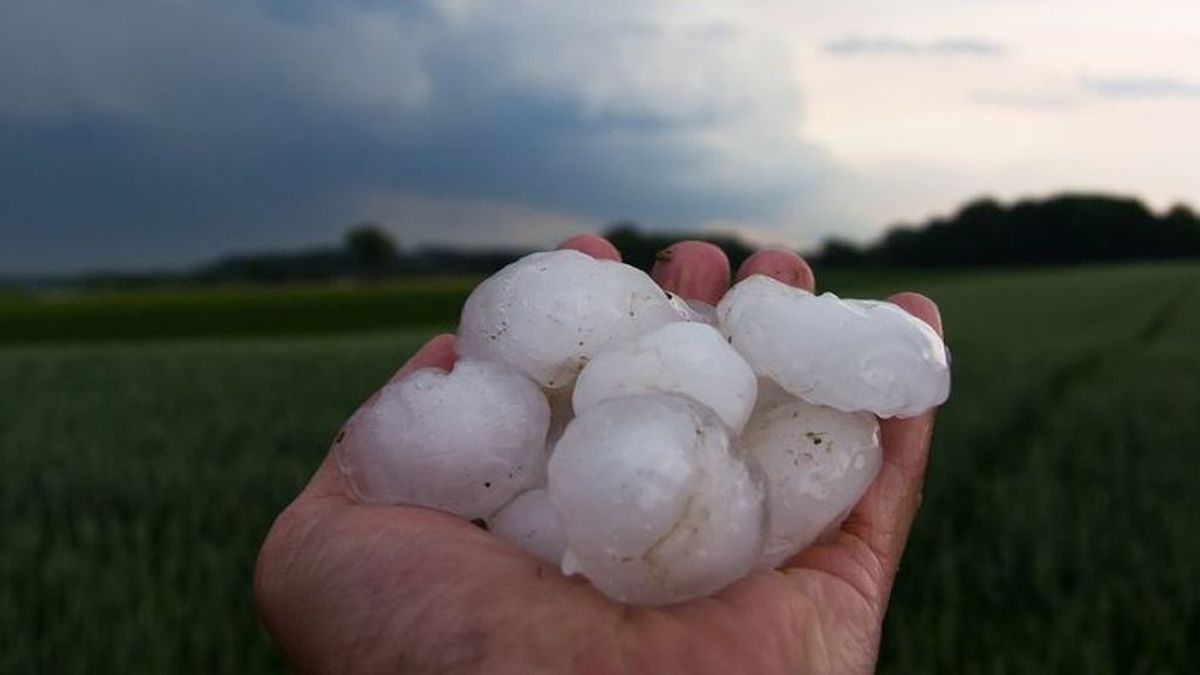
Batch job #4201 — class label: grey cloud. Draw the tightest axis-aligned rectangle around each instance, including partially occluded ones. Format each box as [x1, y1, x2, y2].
[1081, 75, 1200, 99]
[689, 21, 740, 41]
[824, 35, 1005, 57]
[928, 38, 1006, 57]
[973, 74, 1200, 111]
[970, 90, 1078, 110]
[0, 1, 829, 273]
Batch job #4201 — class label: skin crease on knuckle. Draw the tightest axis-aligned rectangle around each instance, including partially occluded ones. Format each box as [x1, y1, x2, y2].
[253, 239, 936, 675]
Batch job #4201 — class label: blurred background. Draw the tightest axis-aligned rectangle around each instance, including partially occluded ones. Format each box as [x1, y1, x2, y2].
[2, 1, 1197, 672]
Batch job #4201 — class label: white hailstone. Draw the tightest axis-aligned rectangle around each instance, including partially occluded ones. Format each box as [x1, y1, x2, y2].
[457, 249, 680, 390]
[548, 394, 763, 605]
[488, 488, 568, 565]
[667, 292, 718, 326]
[573, 322, 758, 433]
[741, 397, 882, 569]
[335, 360, 550, 519]
[717, 274, 950, 418]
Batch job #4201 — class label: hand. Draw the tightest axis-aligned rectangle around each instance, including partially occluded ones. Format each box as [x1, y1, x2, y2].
[254, 235, 943, 674]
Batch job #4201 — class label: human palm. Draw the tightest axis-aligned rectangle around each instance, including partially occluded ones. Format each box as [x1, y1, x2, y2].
[255, 236, 942, 674]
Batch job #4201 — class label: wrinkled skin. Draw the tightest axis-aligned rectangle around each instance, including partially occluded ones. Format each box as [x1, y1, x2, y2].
[255, 236, 943, 674]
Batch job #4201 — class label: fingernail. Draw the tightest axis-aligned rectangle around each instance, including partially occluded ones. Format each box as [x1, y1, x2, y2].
[737, 249, 815, 291]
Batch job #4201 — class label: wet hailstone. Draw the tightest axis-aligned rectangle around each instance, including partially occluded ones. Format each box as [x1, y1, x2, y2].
[457, 249, 680, 390]
[488, 488, 567, 565]
[337, 250, 950, 606]
[740, 395, 882, 569]
[335, 359, 549, 519]
[718, 274, 950, 418]
[573, 321, 758, 433]
[548, 394, 764, 605]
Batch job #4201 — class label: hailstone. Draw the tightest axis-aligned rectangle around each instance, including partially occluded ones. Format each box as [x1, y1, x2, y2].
[457, 249, 680, 390]
[335, 359, 549, 519]
[667, 292, 718, 326]
[717, 274, 950, 418]
[336, 248, 951, 606]
[488, 488, 567, 565]
[573, 321, 758, 433]
[741, 396, 882, 569]
[548, 394, 764, 605]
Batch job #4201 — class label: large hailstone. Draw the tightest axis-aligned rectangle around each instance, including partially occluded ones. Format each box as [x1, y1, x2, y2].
[717, 275, 950, 418]
[335, 360, 550, 519]
[457, 250, 680, 390]
[548, 394, 764, 605]
[741, 397, 882, 569]
[573, 321, 758, 433]
[488, 488, 567, 565]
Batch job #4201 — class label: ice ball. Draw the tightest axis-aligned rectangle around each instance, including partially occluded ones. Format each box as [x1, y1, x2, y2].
[573, 321, 758, 433]
[741, 396, 882, 569]
[717, 274, 950, 418]
[548, 393, 764, 605]
[457, 250, 680, 390]
[488, 488, 567, 565]
[335, 360, 550, 519]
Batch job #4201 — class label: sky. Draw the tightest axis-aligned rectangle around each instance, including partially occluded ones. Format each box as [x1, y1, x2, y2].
[2, 0, 1199, 273]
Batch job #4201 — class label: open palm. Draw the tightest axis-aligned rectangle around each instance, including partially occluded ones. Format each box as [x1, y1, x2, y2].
[255, 236, 943, 674]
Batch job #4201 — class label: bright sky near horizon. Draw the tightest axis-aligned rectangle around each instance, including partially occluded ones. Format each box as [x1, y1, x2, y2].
[2, 0, 1199, 273]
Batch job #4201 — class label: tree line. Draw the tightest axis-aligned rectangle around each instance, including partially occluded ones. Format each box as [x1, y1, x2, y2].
[813, 193, 1200, 268]
[22, 192, 1200, 290]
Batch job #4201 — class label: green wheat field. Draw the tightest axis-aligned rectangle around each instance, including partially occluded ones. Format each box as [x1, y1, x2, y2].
[2, 263, 1197, 673]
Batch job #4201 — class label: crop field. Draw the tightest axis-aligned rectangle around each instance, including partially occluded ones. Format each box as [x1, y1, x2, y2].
[1, 263, 1197, 673]
[0, 277, 480, 345]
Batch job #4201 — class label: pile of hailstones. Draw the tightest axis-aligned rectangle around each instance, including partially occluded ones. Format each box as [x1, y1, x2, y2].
[336, 249, 950, 605]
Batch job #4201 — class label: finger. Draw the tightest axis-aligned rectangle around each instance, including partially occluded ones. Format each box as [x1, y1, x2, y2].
[889, 291, 943, 334]
[302, 333, 459, 501]
[387, 332, 458, 383]
[650, 240, 731, 305]
[736, 248, 815, 292]
[856, 293, 941, 554]
[365, 333, 459, 402]
[804, 293, 942, 600]
[557, 234, 621, 261]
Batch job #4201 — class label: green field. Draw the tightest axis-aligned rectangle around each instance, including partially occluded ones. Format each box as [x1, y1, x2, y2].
[2, 264, 1198, 672]
[0, 277, 479, 345]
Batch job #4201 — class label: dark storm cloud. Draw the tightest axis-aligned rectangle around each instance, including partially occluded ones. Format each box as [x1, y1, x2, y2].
[0, 1, 824, 273]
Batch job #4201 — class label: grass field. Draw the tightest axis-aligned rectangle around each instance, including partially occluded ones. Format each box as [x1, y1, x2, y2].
[0, 277, 479, 345]
[2, 264, 1197, 672]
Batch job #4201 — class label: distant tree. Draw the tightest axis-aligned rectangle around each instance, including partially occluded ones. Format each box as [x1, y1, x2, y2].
[161, 192, 1200, 290]
[345, 223, 399, 278]
[862, 193, 1200, 267]
[602, 220, 646, 263]
[1165, 204, 1197, 222]
[814, 238, 866, 268]
[1162, 204, 1200, 254]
